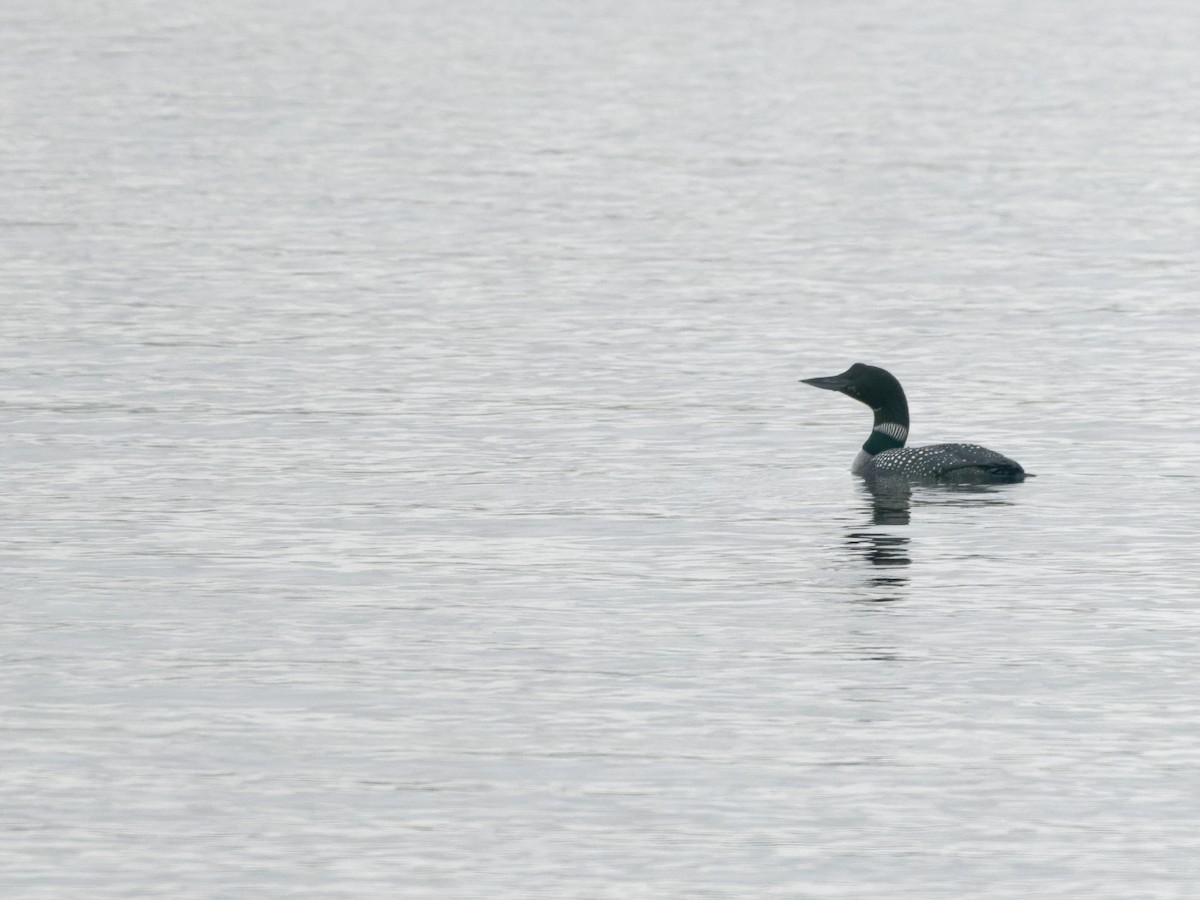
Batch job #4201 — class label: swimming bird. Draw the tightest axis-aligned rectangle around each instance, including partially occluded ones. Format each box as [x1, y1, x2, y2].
[801, 363, 1026, 483]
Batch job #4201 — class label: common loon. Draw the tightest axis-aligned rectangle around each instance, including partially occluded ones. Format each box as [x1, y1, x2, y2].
[801, 363, 1026, 483]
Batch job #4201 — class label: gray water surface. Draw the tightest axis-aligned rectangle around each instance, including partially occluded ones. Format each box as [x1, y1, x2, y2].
[4, 1, 1200, 897]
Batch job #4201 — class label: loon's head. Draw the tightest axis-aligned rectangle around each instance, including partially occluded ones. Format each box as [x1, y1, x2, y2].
[801, 362, 911, 448]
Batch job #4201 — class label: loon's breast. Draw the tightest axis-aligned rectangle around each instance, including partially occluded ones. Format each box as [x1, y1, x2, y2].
[855, 443, 1025, 483]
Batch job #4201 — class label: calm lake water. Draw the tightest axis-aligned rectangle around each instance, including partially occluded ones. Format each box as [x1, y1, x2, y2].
[4, 0, 1200, 897]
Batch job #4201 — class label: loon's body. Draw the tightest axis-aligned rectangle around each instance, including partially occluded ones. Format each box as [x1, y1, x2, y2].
[802, 363, 1025, 484]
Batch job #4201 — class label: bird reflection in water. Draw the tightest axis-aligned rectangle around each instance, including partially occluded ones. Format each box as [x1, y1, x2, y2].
[846, 481, 912, 602]
[846, 481, 1020, 603]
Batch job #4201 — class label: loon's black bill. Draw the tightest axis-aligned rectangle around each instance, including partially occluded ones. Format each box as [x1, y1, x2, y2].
[800, 373, 852, 392]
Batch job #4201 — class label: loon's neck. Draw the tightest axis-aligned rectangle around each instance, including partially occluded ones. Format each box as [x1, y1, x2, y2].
[861, 408, 909, 457]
